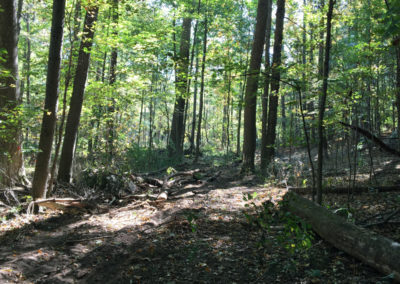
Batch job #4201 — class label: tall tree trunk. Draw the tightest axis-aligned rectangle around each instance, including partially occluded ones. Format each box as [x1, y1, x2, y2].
[226, 68, 232, 153]
[241, 0, 270, 172]
[187, 2, 201, 153]
[396, 45, 400, 149]
[25, 8, 32, 142]
[190, 47, 199, 152]
[0, 0, 23, 186]
[47, 0, 81, 196]
[264, 0, 286, 164]
[260, 0, 273, 171]
[316, 0, 334, 204]
[17, 0, 23, 36]
[138, 92, 144, 146]
[195, 13, 208, 160]
[237, 30, 252, 157]
[106, 0, 118, 159]
[31, 0, 66, 200]
[58, 5, 99, 183]
[169, 17, 192, 157]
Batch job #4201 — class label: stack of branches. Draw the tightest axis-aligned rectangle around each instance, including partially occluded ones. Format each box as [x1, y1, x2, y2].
[127, 168, 204, 201]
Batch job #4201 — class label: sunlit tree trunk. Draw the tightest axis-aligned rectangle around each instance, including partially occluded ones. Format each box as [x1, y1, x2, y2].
[169, 17, 192, 157]
[31, 0, 66, 200]
[260, 0, 273, 172]
[195, 13, 208, 160]
[190, 47, 199, 152]
[106, 0, 119, 159]
[264, 0, 286, 164]
[241, 0, 270, 172]
[48, 0, 81, 196]
[58, 5, 99, 183]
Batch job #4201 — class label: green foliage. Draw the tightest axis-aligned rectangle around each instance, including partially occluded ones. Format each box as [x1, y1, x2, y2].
[184, 211, 199, 233]
[125, 144, 175, 173]
[243, 194, 314, 254]
[333, 207, 355, 223]
[277, 211, 314, 254]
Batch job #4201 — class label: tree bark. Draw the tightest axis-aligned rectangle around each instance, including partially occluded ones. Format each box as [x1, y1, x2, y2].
[31, 0, 66, 200]
[316, 0, 334, 204]
[195, 14, 208, 160]
[264, 0, 286, 164]
[106, 0, 119, 159]
[169, 17, 192, 158]
[0, 0, 23, 186]
[241, 0, 270, 172]
[190, 47, 199, 152]
[284, 192, 400, 281]
[47, 0, 81, 196]
[396, 45, 400, 149]
[260, 0, 273, 171]
[58, 5, 99, 183]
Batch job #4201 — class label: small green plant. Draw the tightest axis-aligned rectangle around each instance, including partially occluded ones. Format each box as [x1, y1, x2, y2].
[166, 167, 176, 175]
[333, 207, 355, 223]
[185, 211, 199, 233]
[242, 194, 314, 254]
[10, 205, 22, 215]
[277, 211, 314, 253]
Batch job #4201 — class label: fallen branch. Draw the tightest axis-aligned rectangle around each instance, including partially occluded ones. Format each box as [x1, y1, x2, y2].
[27, 198, 95, 214]
[288, 185, 400, 195]
[340, 122, 400, 158]
[129, 174, 163, 187]
[162, 169, 201, 190]
[362, 209, 400, 228]
[283, 192, 400, 281]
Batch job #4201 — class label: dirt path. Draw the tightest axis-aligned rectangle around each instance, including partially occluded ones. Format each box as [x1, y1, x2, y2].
[0, 165, 392, 283]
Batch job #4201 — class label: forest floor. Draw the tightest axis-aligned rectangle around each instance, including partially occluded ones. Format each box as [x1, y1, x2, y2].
[1, 150, 400, 283]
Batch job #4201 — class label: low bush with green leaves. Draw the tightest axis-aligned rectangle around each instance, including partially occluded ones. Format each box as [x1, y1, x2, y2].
[243, 192, 314, 254]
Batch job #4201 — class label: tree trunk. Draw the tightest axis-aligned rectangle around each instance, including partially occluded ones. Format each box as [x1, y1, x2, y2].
[316, 0, 334, 204]
[187, 2, 201, 153]
[195, 14, 208, 160]
[47, 0, 81, 196]
[396, 45, 400, 149]
[106, 0, 118, 159]
[241, 0, 270, 172]
[190, 47, 199, 152]
[138, 92, 144, 146]
[24, 7, 32, 142]
[264, 0, 286, 164]
[0, 0, 23, 186]
[260, 0, 273, 171]
[284, 192, 400, 282]
[58, 5, 99, 183]
[31, 0, 66, 200]
[169, 17, 192, 158]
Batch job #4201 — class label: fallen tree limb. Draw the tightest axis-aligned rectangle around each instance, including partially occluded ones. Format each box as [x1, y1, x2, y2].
[340, 122, 400, 158]
[27, 198, 95, 213]
[129, 175, 163, 187]
[283, 192, 400, 281]
[288, 185, 400, 195]
[362, 209, 400, 228]
[162, 169, 201, 190]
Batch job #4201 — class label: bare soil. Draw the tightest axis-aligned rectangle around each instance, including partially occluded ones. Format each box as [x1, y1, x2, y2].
[0, 156, 399, 283]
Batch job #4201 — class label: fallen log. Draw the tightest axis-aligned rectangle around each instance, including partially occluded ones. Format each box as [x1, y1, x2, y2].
[129, 174, 163, 187]
[27, 198, 95, 213]
[288, 185, 400, 195]
[162, 169, 201, 190]
[340, 122, 400, 158]
[283, 192, 400, 281]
